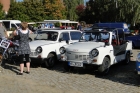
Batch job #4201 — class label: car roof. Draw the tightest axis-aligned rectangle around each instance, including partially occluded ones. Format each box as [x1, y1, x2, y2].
[38, 29, 82, 33]
[85, 28, 124, 35]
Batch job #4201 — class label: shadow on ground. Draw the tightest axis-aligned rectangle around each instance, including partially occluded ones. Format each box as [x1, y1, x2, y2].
[5, 59, 140, 87]
[48, 61, 140, 87]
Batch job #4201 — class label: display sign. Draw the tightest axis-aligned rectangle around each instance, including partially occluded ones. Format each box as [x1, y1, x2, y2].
[0, 40, 10, 49]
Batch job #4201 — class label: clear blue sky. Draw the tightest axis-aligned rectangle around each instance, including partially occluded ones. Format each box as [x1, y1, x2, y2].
[16, 0, 23, 2]
[84, 0, 89, 6]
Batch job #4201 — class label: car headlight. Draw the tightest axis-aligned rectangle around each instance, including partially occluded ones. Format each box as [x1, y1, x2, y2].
[59, 47, 66, 54]
[137, 53, 140, 62]
[36, 46, 42, 53]
[91, 49, 99, 57]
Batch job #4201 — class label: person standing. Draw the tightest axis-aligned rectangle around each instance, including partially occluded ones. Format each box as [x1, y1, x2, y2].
[13, 22, 33, 75]
[77, 22, 82, 31]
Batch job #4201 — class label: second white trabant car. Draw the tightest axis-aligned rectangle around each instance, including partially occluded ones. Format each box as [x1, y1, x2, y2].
[60, 28, 132, 75]
[29, 29, 82, 68]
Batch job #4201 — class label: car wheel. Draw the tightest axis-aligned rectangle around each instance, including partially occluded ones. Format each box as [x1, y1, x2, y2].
[98, 57, 110, 75]
[123, 52, 130, 65]
[45, 53, 57, 68]
[63, 62, 74, 72]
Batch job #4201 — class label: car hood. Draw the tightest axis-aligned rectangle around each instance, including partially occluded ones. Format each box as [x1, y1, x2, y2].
[66, 42, 105, 52]
[29, 40, 55, 50]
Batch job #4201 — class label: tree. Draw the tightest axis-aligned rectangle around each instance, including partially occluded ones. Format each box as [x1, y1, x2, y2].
[6, 2, 28, 21]
[22, 0, 46, 22]
[63, 0, 84, 21]
[117, 0, 140, 25]
[83, 0, 140, 25]
[0, 3, 5, 19]
[44, 0, 66, 20]
[76, 4, 85, 16]
[7, 0, 46, 22]
[75, 4, 85, 21]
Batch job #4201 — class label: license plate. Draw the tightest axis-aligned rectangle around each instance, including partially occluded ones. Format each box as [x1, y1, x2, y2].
[69, 62, 83, 67]
[30, 52, 37, 56]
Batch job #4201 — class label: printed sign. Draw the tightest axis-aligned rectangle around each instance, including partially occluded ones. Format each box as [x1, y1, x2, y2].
[0, 40, 10, 49]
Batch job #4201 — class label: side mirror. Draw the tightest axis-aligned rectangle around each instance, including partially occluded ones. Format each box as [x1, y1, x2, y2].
[59, 38, 63, 42]
[66, 40, 69, 44]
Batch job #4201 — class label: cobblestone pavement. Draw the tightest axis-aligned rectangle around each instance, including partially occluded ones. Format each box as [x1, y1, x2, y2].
[0, 49, 140, 93]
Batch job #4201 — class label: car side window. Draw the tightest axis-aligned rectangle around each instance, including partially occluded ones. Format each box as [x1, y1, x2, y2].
[11, 24, 16, 29]
[60, 32, 70, 41]
[70, 32, 82, 40]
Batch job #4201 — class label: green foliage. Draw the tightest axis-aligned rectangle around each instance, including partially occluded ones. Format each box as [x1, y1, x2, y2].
[0, 3, 5, 19]
[6, 2, 29, 21]
[63, 0, 84, 21]
[7, 0, 46, 22]
[44, 0, 66, 20]
[83, 0, 140, 25]
[22, 0, 46, 22]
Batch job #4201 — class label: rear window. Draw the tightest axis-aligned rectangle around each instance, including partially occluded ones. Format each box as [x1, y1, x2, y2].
[70, 32, 82, 40]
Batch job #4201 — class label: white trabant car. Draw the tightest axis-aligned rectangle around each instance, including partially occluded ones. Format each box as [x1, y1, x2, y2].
[29, 29, 82, 68]
[60, 28, 132, 75]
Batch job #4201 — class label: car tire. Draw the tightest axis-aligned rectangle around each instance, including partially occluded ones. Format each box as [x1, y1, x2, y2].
[63, 62, 74, 72]
[98, 57, 110, 75]
[123, 52, 130, 65]
[45, 53, 57, 68]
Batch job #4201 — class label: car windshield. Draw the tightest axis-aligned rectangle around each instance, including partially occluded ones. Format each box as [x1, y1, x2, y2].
[80, 31, 110, 42]
[35, 31, 58, 41]
[16, 23, 21, 28]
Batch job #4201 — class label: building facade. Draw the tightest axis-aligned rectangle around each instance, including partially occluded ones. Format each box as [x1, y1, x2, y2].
[0, 0, 11, 14]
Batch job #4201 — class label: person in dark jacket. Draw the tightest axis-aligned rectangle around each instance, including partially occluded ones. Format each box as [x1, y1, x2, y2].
[77, 22, 82, 31]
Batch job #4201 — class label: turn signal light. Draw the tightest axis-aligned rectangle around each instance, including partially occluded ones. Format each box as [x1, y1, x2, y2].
[93, 59, 97, 62]
[38, 55, 41, 58]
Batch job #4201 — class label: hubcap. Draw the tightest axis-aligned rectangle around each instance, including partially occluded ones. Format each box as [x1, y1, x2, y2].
[49, 57, 54, 66]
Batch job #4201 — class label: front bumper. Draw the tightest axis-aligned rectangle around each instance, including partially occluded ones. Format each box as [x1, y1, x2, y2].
[61, 54, 99, 66]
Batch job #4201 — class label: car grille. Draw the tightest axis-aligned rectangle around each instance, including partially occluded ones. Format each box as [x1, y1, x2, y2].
[30, 52, 38, 56]
[67, 53, 89, 61]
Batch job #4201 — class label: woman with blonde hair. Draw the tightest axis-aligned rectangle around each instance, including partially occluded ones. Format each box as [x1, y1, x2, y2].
[13, 22, 33, 75]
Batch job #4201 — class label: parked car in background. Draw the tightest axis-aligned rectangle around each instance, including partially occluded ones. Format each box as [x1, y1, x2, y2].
[136, 53, 140, 75]
[125, 34, 140, 49]
[0, 20, 21, 37]
[93, 22, 130, 34]
[60, 28, 132, 75]
[29, 29, 82, 68]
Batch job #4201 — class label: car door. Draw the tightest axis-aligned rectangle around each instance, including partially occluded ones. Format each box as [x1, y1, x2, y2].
[112, 30, 127, 56]
[59, 32, 70, 47]
[134, 35, 140, 47]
